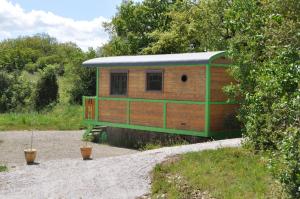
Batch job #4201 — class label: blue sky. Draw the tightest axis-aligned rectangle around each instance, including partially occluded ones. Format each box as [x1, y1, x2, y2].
[0, 0, 141, 50]
[9, 0, 125, 20]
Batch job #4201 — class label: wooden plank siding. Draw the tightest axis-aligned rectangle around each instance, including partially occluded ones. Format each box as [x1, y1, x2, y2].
[97, 66, 206, 132]
[98, 100, 127, 123]
[130, 101, 164, 127]
[210, 104, 239, 132]
[211, 56, 231, 64]
[99, 66, 206, 101]
[210, 67, 235, 102]
[166, 104, 205, 131]
[84, 98, 95, 120]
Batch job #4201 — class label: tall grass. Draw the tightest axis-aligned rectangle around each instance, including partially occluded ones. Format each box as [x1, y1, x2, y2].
[151, 147, 287, 198]
[0, 104, 85, 131]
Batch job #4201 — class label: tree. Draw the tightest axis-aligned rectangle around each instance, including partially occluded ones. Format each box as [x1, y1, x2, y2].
[69, 48, 97, 104]
[0, 72, 32, 113]
[101, 0, 177, 56]
[34, 66, 59, 110]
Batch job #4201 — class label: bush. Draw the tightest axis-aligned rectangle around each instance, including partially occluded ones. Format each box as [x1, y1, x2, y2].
[0, 72, 32, 113]
[225, 1, 300, 197]
[34, 66, 59, 110]
[273, 128, 300, 198]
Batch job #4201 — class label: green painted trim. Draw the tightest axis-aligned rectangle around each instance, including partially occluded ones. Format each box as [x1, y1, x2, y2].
[99, 96, 206, 105]
[208, 52, 226, 65]
[84, 96, 96, 99]
[211, 64, 230, 67]
[82, 96, 85, 120]
[85, 96, 238, 105]
[83, 120, 206, 137]
[209, 101, 239, 105]
[97, 64, 207, 69]
[163, 101, 167, 128]
[205, 64, 211, 137]
[127, 100, 130, 124]
[82, 119, 241, 138]
[95, 68, 99, 121]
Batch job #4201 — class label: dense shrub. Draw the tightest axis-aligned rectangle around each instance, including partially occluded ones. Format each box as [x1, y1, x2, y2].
[69, 48, 97, 104]
[69, 68, 96, 104]
[34, 66, 59, 110]
[270, 126, 300, 198]
[225, 0, 300, 197]
[0, 72, 32, 113]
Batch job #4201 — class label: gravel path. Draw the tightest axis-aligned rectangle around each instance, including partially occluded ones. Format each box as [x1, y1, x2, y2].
[0, 131, 137, 167]
[0, 137, 241, 199]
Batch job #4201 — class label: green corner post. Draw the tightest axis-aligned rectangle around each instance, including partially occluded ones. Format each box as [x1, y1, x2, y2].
[205, 64, 211, 137]
[95, 68, 99, 122]
[163, 101, 167, 128]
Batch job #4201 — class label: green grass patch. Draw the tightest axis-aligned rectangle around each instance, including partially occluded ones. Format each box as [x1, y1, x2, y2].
[151, 147, 286, 199]
[0, 104, 85, 131]
[0, 165, 7, 172]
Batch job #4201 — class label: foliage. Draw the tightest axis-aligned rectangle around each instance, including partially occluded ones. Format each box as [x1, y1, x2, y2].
[68, 48, 97, 104]
[152, 148, 286, 198]
[82, 126, 94, 142]
[224, 1, 300, 197]
[101, 0, 177, 56]
[0, 34, 96, 110]
[0, 105, 84, 130]
[34, 66, 59, 110]
[0, 71, 32, 113]
[0, 165, 7, 172]
[270, 127, 300, 198]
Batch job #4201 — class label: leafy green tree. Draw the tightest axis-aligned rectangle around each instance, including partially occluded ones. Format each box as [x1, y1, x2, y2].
[34, 66, 59, 110]
[224, 0, 300, 197]
[101, 0, 176, 56]
[0, 72, 32, 112]
[69, 48, 97, 104]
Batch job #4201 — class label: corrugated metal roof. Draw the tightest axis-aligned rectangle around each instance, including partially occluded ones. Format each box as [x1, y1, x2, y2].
[82, 51, 224, 67]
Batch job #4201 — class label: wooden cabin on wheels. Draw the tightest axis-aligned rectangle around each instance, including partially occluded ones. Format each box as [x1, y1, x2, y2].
[82, 51, 240, 139]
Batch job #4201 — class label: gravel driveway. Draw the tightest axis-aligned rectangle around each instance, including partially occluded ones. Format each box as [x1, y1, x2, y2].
[0, 135, 241, 199]
[0, 131, 137, 167]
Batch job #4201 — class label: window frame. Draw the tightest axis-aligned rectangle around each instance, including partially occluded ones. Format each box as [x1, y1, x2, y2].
[109, 70, 129, 96]
[145, 69, 164, 92]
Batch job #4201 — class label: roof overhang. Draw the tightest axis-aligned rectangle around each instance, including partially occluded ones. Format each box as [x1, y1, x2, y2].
[82, 51, 225, 67]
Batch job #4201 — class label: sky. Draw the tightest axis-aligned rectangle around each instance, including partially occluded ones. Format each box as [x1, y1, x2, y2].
[0, 0, 141, 50]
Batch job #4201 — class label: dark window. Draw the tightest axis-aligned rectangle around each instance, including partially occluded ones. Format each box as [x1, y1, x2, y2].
[146, 71, 163, 91]
[110, 72, 128, 95]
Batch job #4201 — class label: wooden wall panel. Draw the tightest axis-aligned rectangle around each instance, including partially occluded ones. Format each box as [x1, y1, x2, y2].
[99, 100, 127, 123]
[211, 56, 231, 64]
[210, 104, 239, 132]
[166, 104, 205, 131]
[210, 67, 235, 102]
[84, 98, 95, 120]
[163, 67, 205, 101]
[99, 68, 110, 97]
[99, 66, 206, 101]
[130, 102, 163, 127]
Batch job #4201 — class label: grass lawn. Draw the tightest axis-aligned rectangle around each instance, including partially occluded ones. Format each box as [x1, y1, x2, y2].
[151, 147, 286, 199]
[0, 104, 85, 131]
[0, 165, 7, 172]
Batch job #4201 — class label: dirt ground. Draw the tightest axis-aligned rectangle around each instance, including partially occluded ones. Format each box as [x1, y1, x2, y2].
[0, 130, 137, 168]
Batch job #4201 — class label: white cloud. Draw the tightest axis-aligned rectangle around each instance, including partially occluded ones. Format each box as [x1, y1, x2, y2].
[0, 0, 110, 50]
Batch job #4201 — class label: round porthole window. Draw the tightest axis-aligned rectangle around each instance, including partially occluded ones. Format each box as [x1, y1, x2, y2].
[181, 74, 188, 82]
